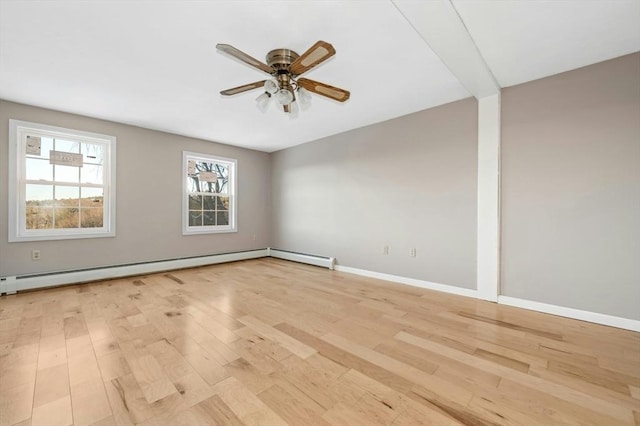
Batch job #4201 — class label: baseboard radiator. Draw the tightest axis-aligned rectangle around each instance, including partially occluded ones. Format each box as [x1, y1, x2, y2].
[268, 248, 336, 270]
[0, 247, 335, 295]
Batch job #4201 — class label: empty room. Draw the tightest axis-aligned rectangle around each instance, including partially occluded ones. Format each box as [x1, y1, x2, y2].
[1, 1, 639, 425]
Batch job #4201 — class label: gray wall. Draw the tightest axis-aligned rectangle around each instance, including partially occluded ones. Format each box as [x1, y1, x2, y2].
[271, 98, 478, 289]
[501, 53, 640, 320]
[0, 100, 271, 277]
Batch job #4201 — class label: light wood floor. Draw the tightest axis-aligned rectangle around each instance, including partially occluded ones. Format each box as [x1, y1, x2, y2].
[0, 258, 639, 426]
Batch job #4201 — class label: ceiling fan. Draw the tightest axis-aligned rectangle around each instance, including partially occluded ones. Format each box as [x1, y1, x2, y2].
[216, 40, 350, 113]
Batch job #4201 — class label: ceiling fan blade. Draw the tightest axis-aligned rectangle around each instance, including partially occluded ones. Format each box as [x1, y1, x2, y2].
[216, 44, 273, 74]
[289, 41, 336, 76]
[220, 80, 267, 96]
[297, 78, 350, 102]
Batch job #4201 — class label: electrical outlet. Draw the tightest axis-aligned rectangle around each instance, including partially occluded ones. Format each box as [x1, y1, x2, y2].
[409, 248, 416, 257]
[253, 234, 257, 242]
[383, 245, 389, 255]
[31, 250, 41, 261]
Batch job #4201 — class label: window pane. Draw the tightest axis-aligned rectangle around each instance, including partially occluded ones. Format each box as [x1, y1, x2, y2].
[187, 176, 200, 194]
[26, 158, 53, 181]
[188, 211, 202, 226]
[54, 139, 80, 153]
[198, 179, 217, 193]
[54, 164, 80, 183]
[26, 184, 54, 206]
[215, 164, 229, 194]
[80, 164, 103, 184]
[189, 195, 202, 210]
[26, 137, 53, 160]
[195, 161, 213, 173]
[203, 211, 216, 226]
[54, 208, 79, 228]
[81, 208, 103, 228]
[82, 143, 104, 165]
[215, 163, 228, 175]
[26, 207, 53, 229]
[55, 186, 79, 207]
[216, 179, 229, 194]
[219, 196, 230, 210]
[216, 211, 229, 226]
[80, 187, 104, 207]
[203, 195, 215, 211]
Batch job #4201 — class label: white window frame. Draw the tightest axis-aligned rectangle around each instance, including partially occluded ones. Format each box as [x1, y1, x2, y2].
[182, 151, 237, 235]
[8, 119, 116, 242]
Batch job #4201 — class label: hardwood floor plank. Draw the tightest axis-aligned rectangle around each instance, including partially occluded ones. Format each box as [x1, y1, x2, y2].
[226, 357, 276, 394]
[31, 395, 72, 426]
[238, 315, 317, 359]
[199, 336, 240, 364]
[145, 340, 193, 382]
[231, 327, 292, 372]
[104, 375, 152, 425]
[172, 371, 214, 407]
[321, 402, 372, 425]
[211, 377, 288, 426]
[69, 378, 112, 426]
[473, 348, 531, 373]
[0, 381, 35, 426]
[33, 363, 70, 409]
[258, 383, 330, 426]
[194, 394, 244, 426]
[127, 355, 178, 404]
[37, 334, 67, 371]
[183, 348, 230, 386]
[97, 351, 131, 382]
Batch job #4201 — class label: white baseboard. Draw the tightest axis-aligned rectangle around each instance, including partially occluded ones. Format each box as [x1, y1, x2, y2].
[333, 264, 639, 332]
[1, 249, 268, 294]
[334, 265, 477, 299]
[498, 296, 640, 332]
[269, 249, 335, 270]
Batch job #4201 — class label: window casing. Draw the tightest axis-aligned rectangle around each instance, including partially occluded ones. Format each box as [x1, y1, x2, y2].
[8, 120, 116, 242]
[182, 151, 237, 235]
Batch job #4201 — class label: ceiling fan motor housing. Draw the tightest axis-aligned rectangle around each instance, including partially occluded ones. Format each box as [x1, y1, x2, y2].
[266, 49, 300, 71]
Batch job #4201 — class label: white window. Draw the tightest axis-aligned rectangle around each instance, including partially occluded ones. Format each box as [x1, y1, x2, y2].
[8, 120, 116, 242]
[183, 151, 237, 235]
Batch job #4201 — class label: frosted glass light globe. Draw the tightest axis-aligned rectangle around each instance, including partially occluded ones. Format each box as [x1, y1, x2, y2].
[255, 92, 270, 112]
[264, 80, 279, 94]
[276, 89, 294, 105]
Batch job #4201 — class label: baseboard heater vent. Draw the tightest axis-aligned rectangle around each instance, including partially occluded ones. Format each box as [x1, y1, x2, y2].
[268, 248, 335, 270]
[1, 249, 269, 295]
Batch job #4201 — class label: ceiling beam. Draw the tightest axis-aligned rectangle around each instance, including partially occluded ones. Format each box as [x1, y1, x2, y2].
[392, 0, 500, 98]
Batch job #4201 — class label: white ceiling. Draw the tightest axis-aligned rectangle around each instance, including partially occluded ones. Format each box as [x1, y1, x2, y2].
[1, 1, 638, 152]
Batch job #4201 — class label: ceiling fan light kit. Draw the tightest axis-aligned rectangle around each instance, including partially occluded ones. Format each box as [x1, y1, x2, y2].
[217, 41, 350, 114]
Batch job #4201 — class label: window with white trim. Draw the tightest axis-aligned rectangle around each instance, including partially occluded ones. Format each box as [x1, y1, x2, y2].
[9, 120, 116, 242]
[183, 151, 237, 234]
